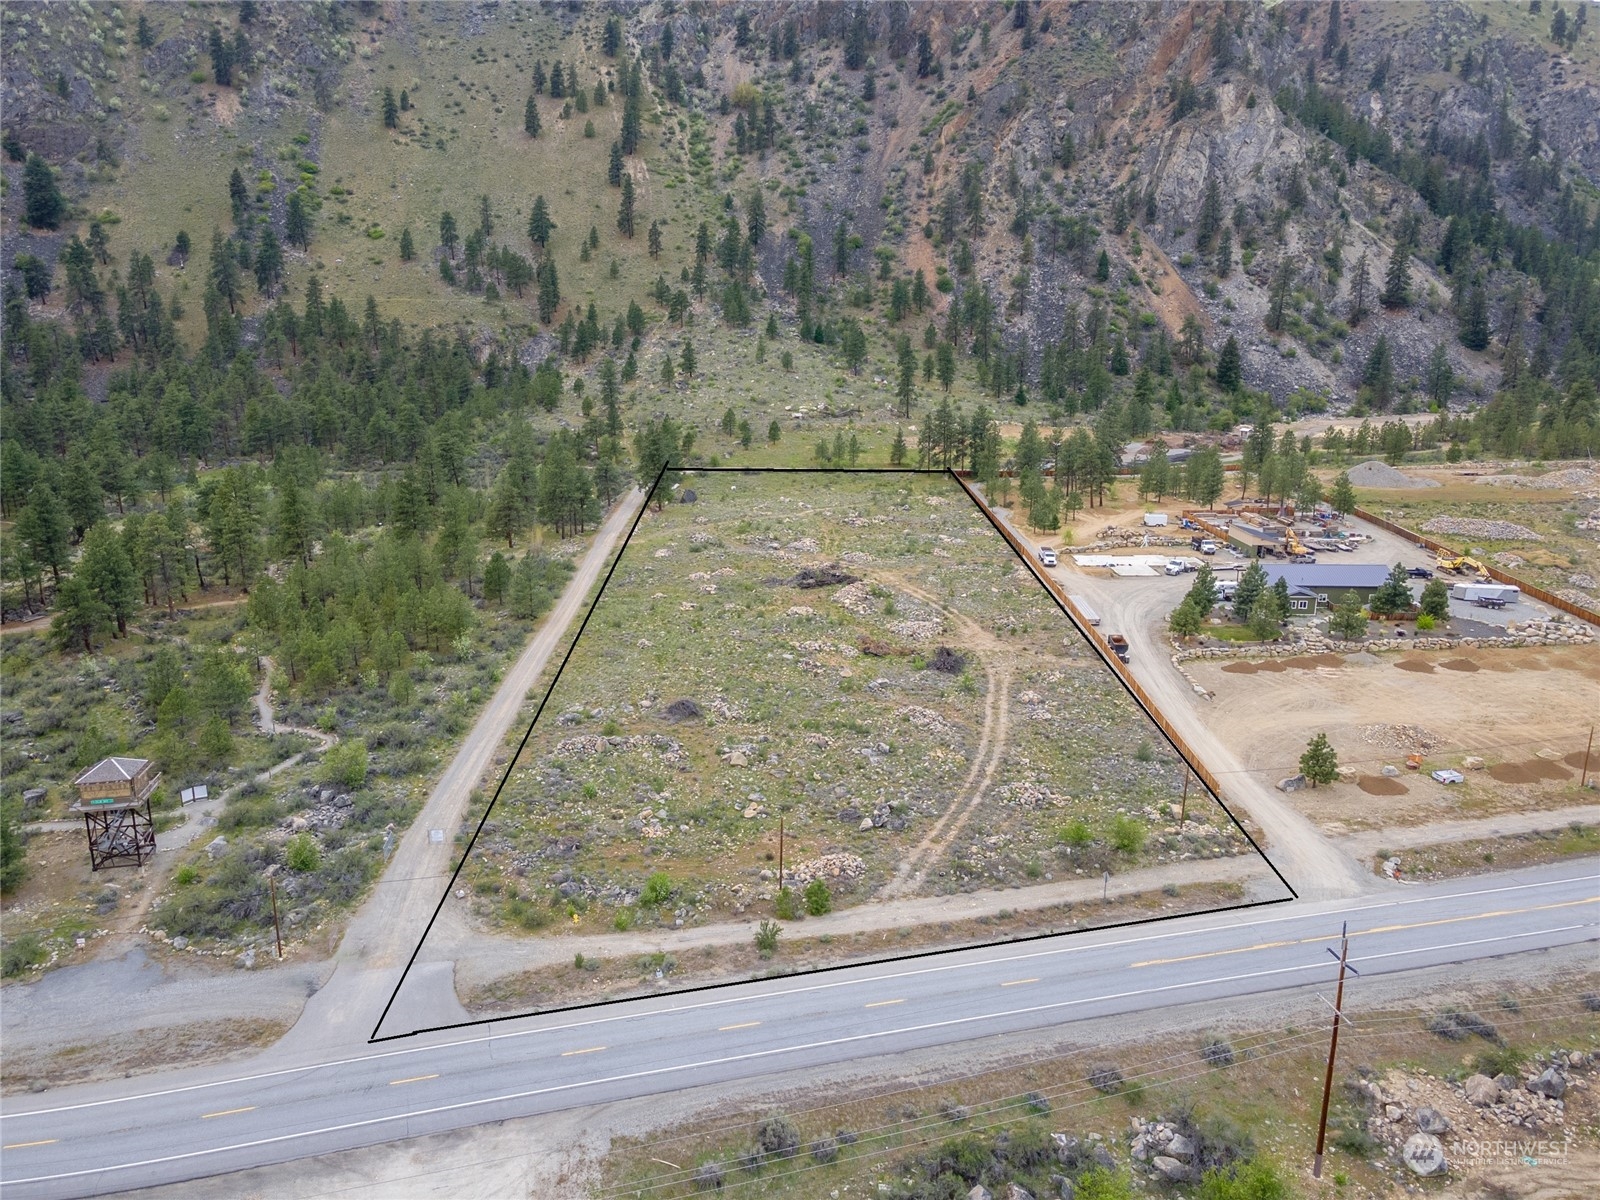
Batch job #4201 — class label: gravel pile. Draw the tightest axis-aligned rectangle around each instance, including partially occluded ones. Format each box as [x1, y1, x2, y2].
[1421, 516, 1544, 541]
[1346, 460, 1441, 489]
[1359, 724, 1441, 752]
[1476, 468, 1600, 491]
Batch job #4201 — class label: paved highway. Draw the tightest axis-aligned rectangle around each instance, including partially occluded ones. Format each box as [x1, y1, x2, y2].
[3, 862, 1594, 1198]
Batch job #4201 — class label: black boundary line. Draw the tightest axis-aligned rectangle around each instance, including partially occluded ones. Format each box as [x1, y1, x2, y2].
[371, 466, 1294, 1043]
[369, 467, 664, 1042]
[946, 468, 1299, 901]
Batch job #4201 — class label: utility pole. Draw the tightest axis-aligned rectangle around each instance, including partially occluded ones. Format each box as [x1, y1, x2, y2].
[1582, 725, 1594, 789]
[1179, 770, 1190, 825]
[778, 816, 785, 893]
[1312, 922, 1359, 1179]
[268, 873, 284, 960]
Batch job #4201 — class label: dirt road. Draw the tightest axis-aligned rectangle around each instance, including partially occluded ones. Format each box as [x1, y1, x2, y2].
[278, 488, 646, 1050]
[879, 574, 1016, 900]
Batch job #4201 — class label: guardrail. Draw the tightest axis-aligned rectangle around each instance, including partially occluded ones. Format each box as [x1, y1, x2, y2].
[953, 474, 1232, 811]
[1351, 507, 1600, 628]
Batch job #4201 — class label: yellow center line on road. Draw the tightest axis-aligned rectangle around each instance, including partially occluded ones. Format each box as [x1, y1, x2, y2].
[1129, 898, 1599, 968]
[561, 1046, 607, 1056]
[864, 998, 906, 1008]
[2, 1139, 59, 1150]
[1000, 978, 1040, 987]
[200, 1107, 256, 1120]
[388, 1074, 440, 1086]
[718, 1021, 761, 1031]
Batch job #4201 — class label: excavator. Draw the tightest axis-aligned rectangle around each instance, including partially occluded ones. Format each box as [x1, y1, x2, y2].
[1435, 553, 1489, 577]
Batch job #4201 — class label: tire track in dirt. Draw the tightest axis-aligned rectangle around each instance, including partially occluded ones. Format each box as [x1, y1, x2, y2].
[878, 576, 1015, 900]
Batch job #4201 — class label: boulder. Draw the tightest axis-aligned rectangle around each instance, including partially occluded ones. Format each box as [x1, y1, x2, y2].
[859, 817, 875, 831]
[171, 936, 189, 951]
[1152, 1156, 1196, 1183]
[1415, 1107, 1451, 1134]
[1462, 1074, 1500, 1106]
[1462, 756, 1485, 770]
[726, 751, 749, 768]
[1380, 764, 1401, 777]
[1166, 1134, 1195, 1160]
[1527, 1067, 1567, 1099]
[1005, 1186, 1035, 1200]
[1276, 774, 1306, 793]
[206, 835, 229, 860]
[968, 1188, 993, 1200]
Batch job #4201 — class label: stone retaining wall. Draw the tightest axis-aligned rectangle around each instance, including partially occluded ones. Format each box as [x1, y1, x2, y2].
[1173, 618, 1592, 663]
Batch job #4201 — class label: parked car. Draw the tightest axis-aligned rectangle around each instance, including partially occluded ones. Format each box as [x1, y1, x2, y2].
[1037, 547, 1058, 568]
[1430, 769, 1465, 785]
[1407, 567, 1434, 579]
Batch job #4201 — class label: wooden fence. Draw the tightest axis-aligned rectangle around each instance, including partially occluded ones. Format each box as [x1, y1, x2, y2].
[952, 474, 1233, 811]
[1352, 507, 1600, 628]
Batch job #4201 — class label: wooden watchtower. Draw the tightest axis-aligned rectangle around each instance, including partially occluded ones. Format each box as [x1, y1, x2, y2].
[71, 756, 161, 870]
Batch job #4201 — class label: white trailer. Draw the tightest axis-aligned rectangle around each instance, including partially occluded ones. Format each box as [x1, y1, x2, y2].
[1449, 582, 1520, 603]
[1069, 596, 1101, 626]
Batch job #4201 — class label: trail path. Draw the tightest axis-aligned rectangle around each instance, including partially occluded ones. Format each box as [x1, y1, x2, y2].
[878, 574, 1015, 900]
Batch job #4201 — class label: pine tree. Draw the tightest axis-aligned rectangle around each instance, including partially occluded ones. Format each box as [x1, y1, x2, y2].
[22, 153, 65, 229]
[1381, 237, 1411, 309]
[524, 93, 541, 137]
[1233, 560, 1267, 621]
[398, 227, 415, 261]
[253, 227, 283, 294]
[78, 523, 139, 637]
[1330, 471, 1357, 516]
[286, 190, 310, 249]
[1458, 279, 1490, 350]
[18, 484, 70, 585]
[1426, 342, 1454, 407]
[527, 195, 553, 248]
[1348, 250, 1371, 326]
[1215, 335, 1242, 392]
[647, 220, 662, 258]
[51, 576, 113, 653]
[382, 86, 399, 128]
[1299, 733, 1339, 786]
[680, 338, 696, 378]
[617, 174, 636, 237]
[607, 141, 623, 186]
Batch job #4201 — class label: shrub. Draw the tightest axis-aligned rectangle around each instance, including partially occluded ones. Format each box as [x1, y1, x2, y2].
[809, 1135, 839, 1163]
[1057, 818, 1092, 847]
[1473, 1045, 1525, 1078]
[803, 878, 833, 915]
[174, 865, 199, 886]
[1109, 814, 1146, 854]
[640, 871, 673, 906]
[1, 932, 46, 978]
[692, 1161, 725, 1191]
[1024, 1090, 1050, 1114]
[285, 833, 321, 873]
[774, 886, 799, 919]
[1088, 1064, 1124, 1093]
[1196, 1159, 1290, 1200]
[754, 919, 781, 957]
[754, 1113, 800, 1159]
[1581, 992, 1600, 1013]
[1201, 1037, 1235, 1067]
[320, 739, 369, 789]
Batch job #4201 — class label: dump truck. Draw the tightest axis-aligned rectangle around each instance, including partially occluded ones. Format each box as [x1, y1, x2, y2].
[1106, 634, 1130, 662]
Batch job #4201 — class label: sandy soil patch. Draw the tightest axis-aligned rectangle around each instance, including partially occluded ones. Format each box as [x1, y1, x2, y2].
[1185, 644, 1599, 836]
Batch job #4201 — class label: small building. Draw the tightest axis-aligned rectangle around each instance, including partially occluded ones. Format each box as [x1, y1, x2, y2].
[72, 756, 160, 870]
[1258, 564, 1391, 612]
[1228, 521, 1285, 558]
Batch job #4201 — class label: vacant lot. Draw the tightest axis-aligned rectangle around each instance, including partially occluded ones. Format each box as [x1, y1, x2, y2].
[436, 471, 1275, 1013]
[1186, 643, 1600, 837]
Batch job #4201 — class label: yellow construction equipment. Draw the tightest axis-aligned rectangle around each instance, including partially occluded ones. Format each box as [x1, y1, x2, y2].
[1435, 554, 1488, 577]
[1284, 531, 1310, 557]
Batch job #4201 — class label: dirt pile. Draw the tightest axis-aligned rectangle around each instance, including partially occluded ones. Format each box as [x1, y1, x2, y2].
[1421, 516, 1544, 541]
[1346, 461, 1441, 489]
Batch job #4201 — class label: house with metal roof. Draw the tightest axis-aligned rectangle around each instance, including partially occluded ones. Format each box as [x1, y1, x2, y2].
[1258, 563, 1391, 611]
